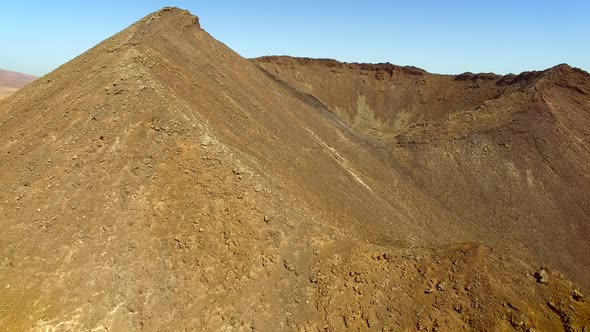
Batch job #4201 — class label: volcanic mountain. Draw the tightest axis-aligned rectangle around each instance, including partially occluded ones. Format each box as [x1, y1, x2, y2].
[1, 7, 589, 331]
[253, 56, 590, 283]
[0, 69, 36, 100]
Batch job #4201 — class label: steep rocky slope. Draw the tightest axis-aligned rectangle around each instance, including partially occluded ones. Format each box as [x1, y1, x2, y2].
[255, 56, 590, 293]
[0, 7, 589, 331]
[0, 69, 36, 100]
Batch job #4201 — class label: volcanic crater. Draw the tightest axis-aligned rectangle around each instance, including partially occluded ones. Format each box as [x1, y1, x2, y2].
[1, 7, 589, 332]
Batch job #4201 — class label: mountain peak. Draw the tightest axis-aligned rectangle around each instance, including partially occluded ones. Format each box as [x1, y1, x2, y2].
[537, 63, 590, 94]
[131, 6, 201, 35]
[2, 7, 590, 331]
[541, 63, 590, 79]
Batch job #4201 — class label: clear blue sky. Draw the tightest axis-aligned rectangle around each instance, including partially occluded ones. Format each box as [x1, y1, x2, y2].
[1, 1, 589, 76]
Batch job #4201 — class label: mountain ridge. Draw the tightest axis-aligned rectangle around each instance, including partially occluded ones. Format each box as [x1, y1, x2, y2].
[1, 7, 589, 331]
[254, 55, 590, 83]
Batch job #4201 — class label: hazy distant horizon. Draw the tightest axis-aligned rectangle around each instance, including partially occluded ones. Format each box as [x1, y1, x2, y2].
[1, 0, 589, 77]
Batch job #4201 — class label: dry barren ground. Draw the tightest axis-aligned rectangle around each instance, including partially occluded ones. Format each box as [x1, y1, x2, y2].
[0, 7, 589, 331]
[0, 69, 36, 100]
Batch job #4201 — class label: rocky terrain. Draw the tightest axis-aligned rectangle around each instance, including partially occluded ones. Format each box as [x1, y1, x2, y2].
[254, 56, 590, 292]
[0, 7, 589, 331]
[0, 69, 36, 100]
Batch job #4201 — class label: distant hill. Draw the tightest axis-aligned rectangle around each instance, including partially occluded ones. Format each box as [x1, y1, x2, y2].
[0, 69, 37, 100]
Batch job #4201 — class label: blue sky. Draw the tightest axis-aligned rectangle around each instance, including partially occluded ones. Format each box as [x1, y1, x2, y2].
[1, 1, 589, 76]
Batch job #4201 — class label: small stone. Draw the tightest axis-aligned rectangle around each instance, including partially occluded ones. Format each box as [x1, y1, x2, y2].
[263, 215, 271, 223]
[573, 289, 584, 302]
[424, 288, 433, 294]
[535, 269, 549, 284]
[283, 259, 294, 271]
[436, 282, 446, 291]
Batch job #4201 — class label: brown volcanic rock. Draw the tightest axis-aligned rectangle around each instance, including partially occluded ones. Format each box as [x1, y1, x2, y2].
[256, 55, 427, 76]
[254, 54, 590, 294]
[0, 69, 36, 100]
[1, 7, 590, 331]
[454, 71, 500, 81]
